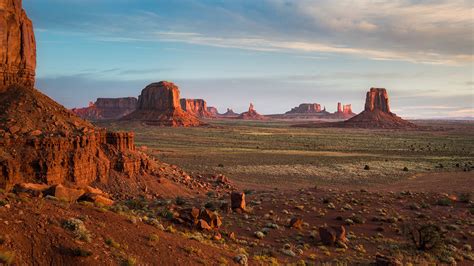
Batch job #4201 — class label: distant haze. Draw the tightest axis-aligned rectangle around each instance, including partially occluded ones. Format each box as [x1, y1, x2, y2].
[25, 0, 473, 119]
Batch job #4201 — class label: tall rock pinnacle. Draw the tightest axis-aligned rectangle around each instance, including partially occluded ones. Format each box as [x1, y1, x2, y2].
[0, 0, 36, 90]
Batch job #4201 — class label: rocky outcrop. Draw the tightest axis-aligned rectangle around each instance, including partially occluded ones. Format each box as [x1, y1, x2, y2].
[71, 97, 137, 120]
[221, 108, 238, 117]
[296, 88, 416, 129]
[180, 98, 214, 118]
[207, 106, 219, 116]
[342, 88, 416, 128]
[365, 88, 390, 113]
[330, 102, 356, 119]
[286, 103, 323, 114]
[237, 103, 266, 120]
[0, 0, 36, 91]
[123, 81, 203, 127]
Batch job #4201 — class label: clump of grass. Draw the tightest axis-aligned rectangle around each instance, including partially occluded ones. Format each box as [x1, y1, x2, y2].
[175, 196, 186, 206]
[0, 251, 15, 265]
[0, 200, 7, 207]
[122, 256, 137, 266]
[459, 193, 471, 203]
[62, 218, 91, 242]
[364, 165, 370, 170]
[148, 234, 160, 242]
[105, 238, 121, 249]
[436, 198, 452, 206]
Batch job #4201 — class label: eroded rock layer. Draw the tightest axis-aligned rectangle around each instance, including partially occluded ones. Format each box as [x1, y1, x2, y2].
[123, 81, 203, 126]
[72, 97, 137, 120]
[0, 0, 36, 90]
[180, 98, 214, 118]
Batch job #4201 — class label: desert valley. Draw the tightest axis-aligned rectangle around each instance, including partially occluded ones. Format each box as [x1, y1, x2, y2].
[1, 0, 473, 265]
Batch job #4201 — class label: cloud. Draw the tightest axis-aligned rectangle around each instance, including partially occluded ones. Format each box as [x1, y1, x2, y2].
[25, 0, 473, 65]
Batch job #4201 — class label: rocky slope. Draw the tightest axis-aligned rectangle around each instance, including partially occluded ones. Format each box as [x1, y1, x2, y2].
[237, 103, 266, 120]
[180, 98, 214, 118]
[71, 97, 137, 120]
[0, 0, 36, 90]
[123, 82, 203, 127]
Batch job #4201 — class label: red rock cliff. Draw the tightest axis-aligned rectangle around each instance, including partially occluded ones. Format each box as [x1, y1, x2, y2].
[123, 81, 203, 126]
[365, 88, 390, 113]
[72, 97, 137, 120]
[180, 98, 214, 118]
[0, 0, 36, 90]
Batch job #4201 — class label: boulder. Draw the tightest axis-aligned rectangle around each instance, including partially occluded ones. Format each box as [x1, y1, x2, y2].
[0, 0, 36, 91]
[319, 225, 347, 246]
[122, 81, 203, 126]
[289, 217, 303, 229]
[231, 192, 246, 211]
[13, 183, 49, 197]
[45, 184, 85, 202]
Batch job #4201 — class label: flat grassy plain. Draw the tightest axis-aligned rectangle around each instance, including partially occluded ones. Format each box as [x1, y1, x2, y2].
[98, 119, 474, 189]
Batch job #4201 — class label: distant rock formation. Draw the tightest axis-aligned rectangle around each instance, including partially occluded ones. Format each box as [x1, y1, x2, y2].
[341, 88, 416, 128]
[286, 103, 323, 114]
[238, 103, 266, 120]
[123, 81, 203, 126]
[221, 108, 238, 117]
[72, 97, 137, 120]
[330, 102, 356, 119]
[207, 106, 219, 116]
[180, 98, 214, 118]
[0, 0, 36, 90]
[296, 88, 416, 129]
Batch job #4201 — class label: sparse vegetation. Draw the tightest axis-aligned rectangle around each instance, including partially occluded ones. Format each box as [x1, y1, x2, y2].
[62, 218, 92, 242]
[0, 251, 15, 265]
[105, 238, 121, 249]
[403, 223, 445, 251]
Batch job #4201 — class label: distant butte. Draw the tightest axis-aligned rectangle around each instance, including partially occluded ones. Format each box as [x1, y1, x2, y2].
[295, 88, 417, 129]
[180, 98, 214, 118]
[237, 103, 267, 120]
[72, 97, 138, 120]
[122, 81, 203, 127]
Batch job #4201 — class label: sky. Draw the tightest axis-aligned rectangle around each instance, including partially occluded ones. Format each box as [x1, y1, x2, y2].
[23, 0, 473, 119]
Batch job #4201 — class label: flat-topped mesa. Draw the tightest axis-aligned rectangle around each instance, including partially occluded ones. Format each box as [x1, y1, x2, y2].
[286, 103, 323, 114]
[365, 88, 390, 113]
[72, 97, 137, 120]
[123, 81, 203, 126]
[0, 0, 36, 91]
[180, 98, 214, 118]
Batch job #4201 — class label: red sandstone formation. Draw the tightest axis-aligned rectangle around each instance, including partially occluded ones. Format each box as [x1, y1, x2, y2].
[0, 0, 36, 90]
[72, 97, 137, 120]
[237, 103, 266, 120]
[342, 88, 416, 128]
[180, 98, 214, 118]
[296, 88, 416, 129]
[221, 108, 238, 117]
[0, 1, 193, 195]
[286, 103, 323, 114]
[123, 82, 203, 126]
[207, 106, 219, 116]
[330, 102, 356, 119]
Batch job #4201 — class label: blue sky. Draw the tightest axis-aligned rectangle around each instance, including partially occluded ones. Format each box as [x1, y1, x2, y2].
[24, 0, 473, 118]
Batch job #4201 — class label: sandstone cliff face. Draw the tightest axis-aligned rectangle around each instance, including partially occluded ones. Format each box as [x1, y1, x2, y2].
[0, 0, 36, 90]
[123, 82, 203, 126]
[72, 97, 137, 120]
[286, 103, 322, 114]
[180, 98, 214, 118]
[365, 88, 390, 113]
[238, 103, 266, 120]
